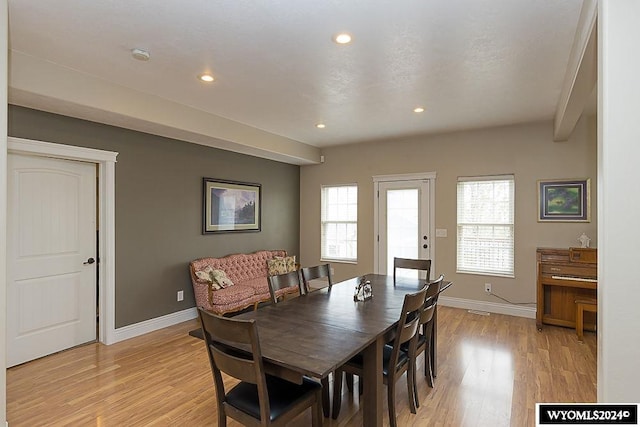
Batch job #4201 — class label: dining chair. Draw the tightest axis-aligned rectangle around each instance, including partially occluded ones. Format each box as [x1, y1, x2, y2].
[401, 274, 444, 408]
[198, 308, 323, 427]
[300, 264, 333, 295]
[267, 269, 332, 417]
[267, 270, 302, 303]
[332, 285, 428, 427]
[393, 257, 432, 283]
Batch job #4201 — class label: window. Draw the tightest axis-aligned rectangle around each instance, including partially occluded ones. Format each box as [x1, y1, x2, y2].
[457, 175, 514, 277]
[321, 185, 357, 262]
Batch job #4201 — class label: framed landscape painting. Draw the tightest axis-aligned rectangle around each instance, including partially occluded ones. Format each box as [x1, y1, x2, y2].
[537, 178, 590, 222]
[203, 178, 261, 233]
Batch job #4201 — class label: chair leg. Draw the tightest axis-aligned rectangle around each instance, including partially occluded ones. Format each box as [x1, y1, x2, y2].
[218, 410, 226, 427]
[387, 379, 397, 427]
[426, 350, 435, 388]
[346, 373, 354, 392]
[425, 327, 435, 387]
[332, 369, 343, 419]
[408, 363, 417, 414]
[321, 376, 330, 418]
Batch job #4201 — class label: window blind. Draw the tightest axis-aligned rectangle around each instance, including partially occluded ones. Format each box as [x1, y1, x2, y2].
[457, 175, 515, 277]
[321, 185, 358, 262]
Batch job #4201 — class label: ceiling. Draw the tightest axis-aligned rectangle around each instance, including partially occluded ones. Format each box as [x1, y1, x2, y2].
[7, 0, 587, 163]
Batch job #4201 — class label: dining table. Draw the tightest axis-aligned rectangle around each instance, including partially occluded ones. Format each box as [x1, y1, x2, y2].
[234, 273, 451, 427]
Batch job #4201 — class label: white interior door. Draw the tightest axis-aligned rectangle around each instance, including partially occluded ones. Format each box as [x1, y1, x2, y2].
[376, 179, 432, 279]
[7, 154, 97, 367]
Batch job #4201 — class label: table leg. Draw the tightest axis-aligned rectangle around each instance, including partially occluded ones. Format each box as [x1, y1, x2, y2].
[362, 336, 384, 427]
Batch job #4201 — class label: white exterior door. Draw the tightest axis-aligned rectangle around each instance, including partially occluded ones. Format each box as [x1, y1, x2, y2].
[375, 178, 433, 279]
[7, 154, 97, 367]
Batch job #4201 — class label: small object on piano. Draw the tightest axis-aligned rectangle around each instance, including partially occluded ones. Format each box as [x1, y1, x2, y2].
[578, 232, 591, 248]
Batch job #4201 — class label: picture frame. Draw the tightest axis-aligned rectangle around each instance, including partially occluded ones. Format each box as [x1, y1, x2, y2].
[537, 178, 590, 222]
[202, 178, 261, 233]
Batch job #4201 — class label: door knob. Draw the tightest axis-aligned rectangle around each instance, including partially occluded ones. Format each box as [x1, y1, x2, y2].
[83, 257, 96, 265]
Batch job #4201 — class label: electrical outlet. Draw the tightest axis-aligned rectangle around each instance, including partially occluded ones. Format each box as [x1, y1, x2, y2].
[484, 283, 491, 294]
[177, 290, 184, 301]
[330, 267, 335, 275]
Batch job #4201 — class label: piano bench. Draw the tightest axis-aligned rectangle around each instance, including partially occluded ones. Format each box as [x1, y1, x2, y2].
[575, 297, 597, 342]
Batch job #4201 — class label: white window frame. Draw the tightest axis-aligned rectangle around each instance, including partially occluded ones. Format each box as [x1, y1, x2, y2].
[321, 184, 358, 263]
[456, 174, 515, 277]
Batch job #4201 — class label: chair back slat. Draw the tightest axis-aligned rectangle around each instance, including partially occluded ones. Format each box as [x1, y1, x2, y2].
[396, 286, 427, 345]
[419, 298, 437, 325]
[393, 257, 431, 282]
[268, 270, 302, 303]
[426, 274, 444, 300]
[300, 264, 333, 294]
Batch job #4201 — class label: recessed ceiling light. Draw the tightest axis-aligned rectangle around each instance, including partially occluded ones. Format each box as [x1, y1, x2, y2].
[198, 74, 215, 83]
[316, 123, 326, 129]
[334, 33, 352, 44]
[413, 107, 425, 113]
[131, 48, 150, 61]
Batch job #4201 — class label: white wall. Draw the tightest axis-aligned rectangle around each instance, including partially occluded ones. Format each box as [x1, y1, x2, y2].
[1, 0, 9, 422]
[598, 0, 640, 402]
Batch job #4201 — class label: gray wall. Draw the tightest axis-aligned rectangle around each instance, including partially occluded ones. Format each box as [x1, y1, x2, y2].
[8, 105, 300, 327]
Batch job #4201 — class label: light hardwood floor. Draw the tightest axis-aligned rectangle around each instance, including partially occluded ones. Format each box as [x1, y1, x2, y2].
[7, 306, 597, 426]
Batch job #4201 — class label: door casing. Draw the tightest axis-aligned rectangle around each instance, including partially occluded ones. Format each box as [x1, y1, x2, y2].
[8, 137, 118, 345]
[373, 172, 437, 276]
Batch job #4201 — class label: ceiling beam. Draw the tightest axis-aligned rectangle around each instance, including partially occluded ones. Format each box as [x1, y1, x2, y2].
[553, 0, 598, 142]
[8, 50, 321, 165]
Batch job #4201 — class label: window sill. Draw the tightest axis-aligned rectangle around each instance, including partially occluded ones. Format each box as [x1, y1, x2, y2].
[321, 258, 358, 265]
[456, 270, 515, 279]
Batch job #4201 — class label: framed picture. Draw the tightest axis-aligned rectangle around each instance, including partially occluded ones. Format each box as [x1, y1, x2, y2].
[537, 178, 590, 222]
[203, 178, 261, 233]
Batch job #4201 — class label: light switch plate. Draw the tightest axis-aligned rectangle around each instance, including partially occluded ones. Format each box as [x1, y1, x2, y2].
[436, 228, 447, 238]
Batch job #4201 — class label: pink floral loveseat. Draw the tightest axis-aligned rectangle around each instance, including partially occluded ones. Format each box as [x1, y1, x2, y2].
[189, 249, 298, 316]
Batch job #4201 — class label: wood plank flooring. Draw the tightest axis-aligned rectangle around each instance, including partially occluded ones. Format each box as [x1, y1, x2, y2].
[6, 306, 597, 426]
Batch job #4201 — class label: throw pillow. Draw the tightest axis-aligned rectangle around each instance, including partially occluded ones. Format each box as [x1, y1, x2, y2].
[194, 266, 222, 290]
[267, 255, 297, 276]
[194, 266, 235, 289]
[211, 269, 235, 288]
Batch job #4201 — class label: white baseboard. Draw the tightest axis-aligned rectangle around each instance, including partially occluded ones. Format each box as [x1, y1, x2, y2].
[107, 296, 535, 345]
[111, 307, 198, 344]
[439, 296, 536, 319]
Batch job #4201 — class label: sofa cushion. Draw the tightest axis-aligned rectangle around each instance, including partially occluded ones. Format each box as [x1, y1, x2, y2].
[267, 256, 297, 276]
[208, 284, 254, 305]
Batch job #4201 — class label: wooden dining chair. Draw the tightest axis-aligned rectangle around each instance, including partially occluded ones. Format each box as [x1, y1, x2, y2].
[267, 270, 302, 303]
[298, 264, 336, 417]
[332, 285, 428, 427]
[300, 264, 333, 295]
[268, 269, 332, 417]
[401, 274, 444, 408]
[198, 308, 323, 426]
[393, 257, 431, 283]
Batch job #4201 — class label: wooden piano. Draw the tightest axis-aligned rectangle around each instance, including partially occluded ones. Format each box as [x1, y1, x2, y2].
[536, 247, 597, 331]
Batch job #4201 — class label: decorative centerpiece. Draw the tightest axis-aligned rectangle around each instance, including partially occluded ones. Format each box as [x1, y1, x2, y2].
[354, 276, 373, 301]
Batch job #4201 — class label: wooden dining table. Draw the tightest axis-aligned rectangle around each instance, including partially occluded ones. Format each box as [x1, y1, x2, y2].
[235, 273, 450, 427]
